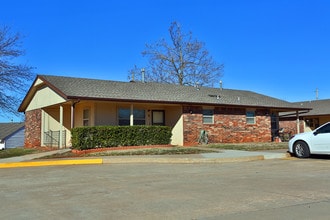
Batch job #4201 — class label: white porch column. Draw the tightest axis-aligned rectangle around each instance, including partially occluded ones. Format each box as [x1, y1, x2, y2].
[130, 104, 134, 126]
[296, 111, 300, 134]
[59, 105, 63, 148]
[41, 109, 45, 146]
[71, 104, 74, 129]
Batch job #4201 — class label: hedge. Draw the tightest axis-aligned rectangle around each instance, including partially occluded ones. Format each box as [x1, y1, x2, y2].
[71, 125, 172, 150]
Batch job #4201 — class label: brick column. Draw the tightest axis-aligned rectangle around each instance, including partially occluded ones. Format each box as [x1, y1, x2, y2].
[25, 109, 42, 148]
[182, 106, 203, 145]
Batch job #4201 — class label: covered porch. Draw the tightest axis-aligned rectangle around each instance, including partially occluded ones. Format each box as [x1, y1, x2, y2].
[39, 100, 184, 148]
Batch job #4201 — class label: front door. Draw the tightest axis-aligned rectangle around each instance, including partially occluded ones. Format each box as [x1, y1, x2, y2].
[271, 113, 279, 141]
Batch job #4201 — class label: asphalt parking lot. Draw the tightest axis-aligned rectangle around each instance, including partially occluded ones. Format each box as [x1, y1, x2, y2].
[1, 158, 330, 220]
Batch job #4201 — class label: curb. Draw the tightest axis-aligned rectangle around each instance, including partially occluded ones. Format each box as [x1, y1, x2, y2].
[0, 155, 265, 168]
[0, 158, 103, 168]
[102, 155, 265, 164]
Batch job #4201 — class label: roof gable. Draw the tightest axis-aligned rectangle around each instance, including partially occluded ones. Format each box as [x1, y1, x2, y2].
[18, 76, 67, 112]
[294, 99, 330, 116]
[0, 122, 25, 141]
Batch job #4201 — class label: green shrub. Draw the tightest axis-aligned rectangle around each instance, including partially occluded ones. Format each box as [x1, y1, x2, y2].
[71, 125, 172, 150]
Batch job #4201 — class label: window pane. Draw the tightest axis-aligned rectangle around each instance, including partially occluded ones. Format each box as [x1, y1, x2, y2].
[203, 109, 213, 116]
[134, 109, 145, 119]
[118, 108, 145, 125]
[119, 119, 130, 126]
[83, 109, 89, 118]
[134, 119, 145, 125]
[246, 111, 255, 117]
[119, 109, 130, 119]
[83, 109, 89, 126]
[203, 109, 214, 124]
[246, 111, 255, 124]
[203, 117, 213, 124]
[246, 118, 255, 124]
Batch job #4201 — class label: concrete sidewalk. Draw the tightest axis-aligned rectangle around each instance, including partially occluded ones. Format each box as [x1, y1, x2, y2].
[0, 148, 291, 168]
[0, 149, 72, 163]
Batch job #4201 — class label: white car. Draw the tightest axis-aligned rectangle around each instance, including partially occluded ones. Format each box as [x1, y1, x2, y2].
[288, 122, 330, 158]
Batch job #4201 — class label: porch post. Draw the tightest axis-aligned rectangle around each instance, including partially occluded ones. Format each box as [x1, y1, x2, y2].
[71, 104, 74, 129]
[71, 100, 80, 129]
[41, 109, 45, 147]
[130, 104, 134, 126]
[296, 110, 300, 134]
[59, 105, 63, 148]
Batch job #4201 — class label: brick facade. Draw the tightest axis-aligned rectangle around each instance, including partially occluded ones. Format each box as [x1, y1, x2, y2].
[25, 109, 42, 148]
[183, 106, 272, 145]
[279, 120, 305, 135]
[23, 106, 278, 147]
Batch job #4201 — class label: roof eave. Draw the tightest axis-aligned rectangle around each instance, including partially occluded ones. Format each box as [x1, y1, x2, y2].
[66, 96, 311, 111]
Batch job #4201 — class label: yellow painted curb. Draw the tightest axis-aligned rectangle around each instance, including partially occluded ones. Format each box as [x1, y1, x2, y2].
[0, 158, 103, 168]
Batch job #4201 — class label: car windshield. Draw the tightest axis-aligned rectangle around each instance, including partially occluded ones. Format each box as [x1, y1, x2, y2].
[315, 123, 330, 134]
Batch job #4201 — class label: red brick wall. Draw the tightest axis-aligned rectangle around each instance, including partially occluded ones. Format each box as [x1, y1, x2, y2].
[182, 106, 272, 145]
[279, 120, 305, 135]
[25, 109, 42, 148]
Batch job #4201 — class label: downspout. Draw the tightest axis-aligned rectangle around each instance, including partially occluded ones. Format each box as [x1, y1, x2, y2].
[71, 100, 80, 129]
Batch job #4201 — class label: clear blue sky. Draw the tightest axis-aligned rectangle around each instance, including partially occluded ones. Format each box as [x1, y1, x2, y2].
[1, 0, 329, 122]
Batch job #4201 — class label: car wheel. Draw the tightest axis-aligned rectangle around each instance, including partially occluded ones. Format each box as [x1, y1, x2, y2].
[294, 141, 310, 158]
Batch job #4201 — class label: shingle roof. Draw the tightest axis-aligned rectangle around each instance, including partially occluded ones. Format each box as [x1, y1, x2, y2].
[293, 99, 330, 116]
[19, 75, 309, 111]
[0, 122, 25, 141]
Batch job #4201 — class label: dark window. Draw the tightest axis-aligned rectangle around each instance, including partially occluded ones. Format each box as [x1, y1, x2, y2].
[316, 123, 330, 134]
[118, 108, 145, 125]
[306, 118, 319, 129]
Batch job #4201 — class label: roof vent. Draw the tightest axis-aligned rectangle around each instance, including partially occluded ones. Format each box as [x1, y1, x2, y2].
[208, 94, 221, 100]
[195, 82, 201, 90]
[219, 80, 223, 90]
[129, 70, 135, 82]
[141, 68, 145, 83]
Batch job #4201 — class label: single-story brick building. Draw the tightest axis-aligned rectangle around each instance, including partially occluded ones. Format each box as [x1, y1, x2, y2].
[18, 75, 309, 148]
[280, 99, 330, 137]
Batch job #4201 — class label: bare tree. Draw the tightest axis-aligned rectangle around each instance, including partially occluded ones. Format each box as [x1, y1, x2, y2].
[0, 26, 33, 119]
[129, 22, 223, 86]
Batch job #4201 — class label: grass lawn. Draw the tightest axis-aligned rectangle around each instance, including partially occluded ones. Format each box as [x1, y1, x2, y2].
[0, 148, 42, 159]
[43, 147, 217, 158]
[45, 142, 288, 158]
[206, 142, 288, 151]
[88, 147, 217, 156]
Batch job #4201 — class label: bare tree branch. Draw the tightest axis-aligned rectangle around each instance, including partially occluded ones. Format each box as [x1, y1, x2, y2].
[129, 21, 223, 87]
[0, 26, 34, 118]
